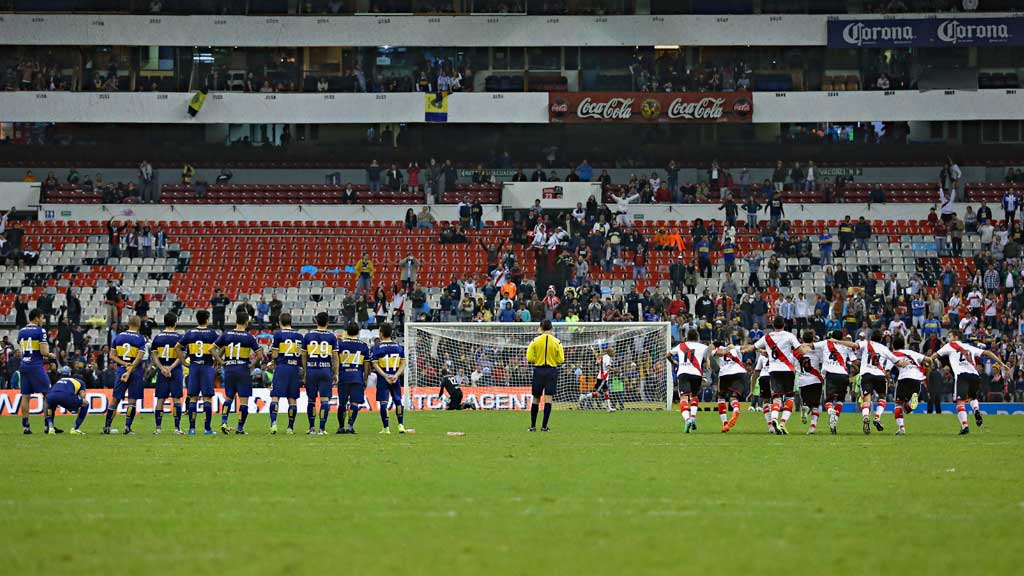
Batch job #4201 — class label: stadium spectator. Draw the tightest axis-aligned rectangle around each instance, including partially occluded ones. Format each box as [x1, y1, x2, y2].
[354, 253, 375, 299]
[209, 288, 230, 331]
[367, 160, 382, 193]
[1004, 188, 1019, 225]
[398, 253, 420, 292]
[106, 217, 126, 258]
[416, 206, 435, 229]
[854, 217, 871, 251]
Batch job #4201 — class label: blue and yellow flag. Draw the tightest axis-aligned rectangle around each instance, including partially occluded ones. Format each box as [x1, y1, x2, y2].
[425, 92, 448, 123]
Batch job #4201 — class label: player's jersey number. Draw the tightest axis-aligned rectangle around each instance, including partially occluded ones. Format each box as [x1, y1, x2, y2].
[308, 341, 333, 358]
[377, 354, 402, 371]
[339, 350, 363, 366]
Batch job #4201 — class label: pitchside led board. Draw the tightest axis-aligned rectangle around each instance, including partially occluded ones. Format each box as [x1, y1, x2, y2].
[4, 391, 1024, 415]
[828, 16, 1024, 48]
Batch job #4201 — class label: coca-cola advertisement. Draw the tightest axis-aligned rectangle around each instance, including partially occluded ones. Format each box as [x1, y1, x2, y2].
[548, 92, 753, 124]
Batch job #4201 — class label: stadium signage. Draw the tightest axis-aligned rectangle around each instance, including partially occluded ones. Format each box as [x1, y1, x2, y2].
[840, 22, 916, 47]
[828, 17, 1024, 47]
[0, 387, 540, 415]
[549, 92, 752, 124]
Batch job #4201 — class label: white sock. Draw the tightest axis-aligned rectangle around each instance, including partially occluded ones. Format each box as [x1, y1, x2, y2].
[896, 417, 905, 429]
[605, 399, 612, 410]
[810, 409, 820, 429]
[763, 407, 772, 424]
[689, 405, 698, 419]
[781, 409, 792, 424]
[875, 399, 887, 419]
[969, 399, 980, 412]
[861, 401, 871, 419]
[957, 405, 969, 427]
[770, 408, 779, 422]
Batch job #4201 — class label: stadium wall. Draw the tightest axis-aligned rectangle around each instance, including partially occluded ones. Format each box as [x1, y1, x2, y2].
[37, 202, 994, 224]
[0, 167, 1006, 186]
[3, 90, 1022, 124]
[0, 182, 40, 210]
[0, 14, 826, 47]
[613, 203, 992, 223]
[0, 92, 549, 124]
[38, 203, 503, 222]
[0, 12, 1014, 48]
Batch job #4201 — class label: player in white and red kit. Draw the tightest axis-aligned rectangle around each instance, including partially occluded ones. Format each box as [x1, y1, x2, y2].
[852, 330, 909, 434]
[713, 340, 749, 433]
[928, 330, 1008, 435]
[811, 330, 858, 435]
[753, 317, 801, 435]
[890, 334, 931, 435]
[666, 329, 710, 433]
[794, 330, 825, 434]
[579, 347, 615, 412]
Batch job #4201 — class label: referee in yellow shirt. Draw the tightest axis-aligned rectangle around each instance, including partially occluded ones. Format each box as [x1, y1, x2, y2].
[526, 319, 564, 432]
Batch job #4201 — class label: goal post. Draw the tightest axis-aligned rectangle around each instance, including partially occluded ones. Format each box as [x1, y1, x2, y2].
[404, 322, 674, 411]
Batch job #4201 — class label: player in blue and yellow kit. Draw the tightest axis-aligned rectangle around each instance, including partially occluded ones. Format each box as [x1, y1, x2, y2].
[179, 309, 219, 435]
[106, 315, 147, 434]
[370, 322, 407, 434]
[45, 375, 89, 435]
[302, 312, 338, 435]
[336, 321, 370, 434]
[17, 308, 55, 434]
[268, 312, 303, 434]
[213, 310, 262, 434]
[150, 312, 185, 435]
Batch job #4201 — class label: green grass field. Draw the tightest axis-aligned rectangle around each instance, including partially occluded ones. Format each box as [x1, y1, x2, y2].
[6, 409, 1024, 576]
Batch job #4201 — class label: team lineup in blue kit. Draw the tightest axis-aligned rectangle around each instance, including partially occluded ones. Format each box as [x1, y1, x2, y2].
[15, 307, 408, 436]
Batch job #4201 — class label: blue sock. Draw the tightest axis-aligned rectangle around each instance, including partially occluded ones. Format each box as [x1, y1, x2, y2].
[307, 400, 316, 429]
[74, 406, 87, 429]
[45, 408, 54, 429]
[348, 405, 360, 429]
[125, 404, 137, 430]
[104, 407, 116, 428]
[380, 406, 389, 429]
[187, 400, 197, 430]
[542, 403, 552, 428]
[154, 404, 163, 428]
[21, 417, 29, 429]
[221, 402, 230, 426]
[337, 405, 347, 429]
[318, 403, 329, 431]
[269, 401, 278, 425]
[173, 402, 182, 429]
[204, 404, 213, 431]
[287, 405, 297, 429]
[530, 403, 539, 427]
[238, 405, 249, 430]
[395, 404, 405, 425]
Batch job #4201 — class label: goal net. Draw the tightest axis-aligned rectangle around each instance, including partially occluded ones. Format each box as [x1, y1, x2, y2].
[404, 322, 673, 411]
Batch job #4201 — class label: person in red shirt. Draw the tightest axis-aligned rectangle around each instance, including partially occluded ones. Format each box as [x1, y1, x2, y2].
[407, 162, 421, 194]
[668, 292, 688, 319]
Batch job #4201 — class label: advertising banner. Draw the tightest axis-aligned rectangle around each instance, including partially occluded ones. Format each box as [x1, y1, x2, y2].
[548, 92, 753, 124]
[828, 17, 1024, 48]
[1, 386, 538, 415]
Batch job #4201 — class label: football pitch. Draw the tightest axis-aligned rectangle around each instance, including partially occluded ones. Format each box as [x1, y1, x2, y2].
[6, 410, 1023, 576]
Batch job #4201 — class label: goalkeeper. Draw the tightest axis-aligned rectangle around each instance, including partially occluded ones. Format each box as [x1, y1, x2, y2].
[438, 368, 478, 410]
